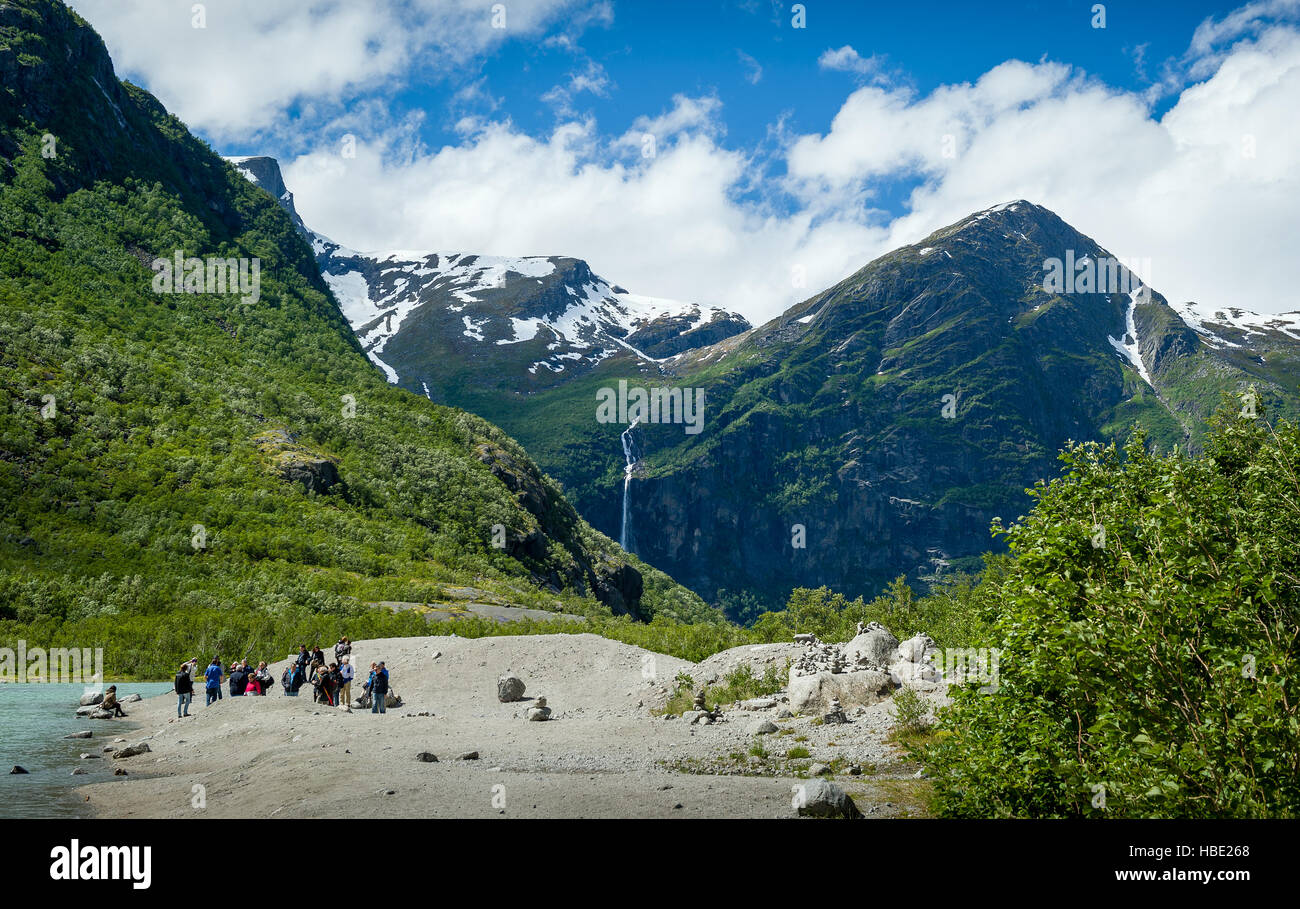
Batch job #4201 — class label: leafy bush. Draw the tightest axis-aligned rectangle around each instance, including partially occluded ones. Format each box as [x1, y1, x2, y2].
[924, 405, 1300, 818]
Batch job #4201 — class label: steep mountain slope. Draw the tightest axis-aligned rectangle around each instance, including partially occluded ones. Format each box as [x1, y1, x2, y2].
[618, 200, 1300, 604]
[0, 0, 715, 666]
[237, 146, 1300, 613]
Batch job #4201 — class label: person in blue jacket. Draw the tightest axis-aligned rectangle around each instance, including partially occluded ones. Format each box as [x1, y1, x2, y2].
[203, 658, 223, 707]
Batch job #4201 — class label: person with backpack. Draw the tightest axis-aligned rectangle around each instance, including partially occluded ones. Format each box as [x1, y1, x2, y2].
[334, 636, 352, 665]
[204, 658, 224, 707]
[174, 662, 194, 717]
[369, 661, 390, 714]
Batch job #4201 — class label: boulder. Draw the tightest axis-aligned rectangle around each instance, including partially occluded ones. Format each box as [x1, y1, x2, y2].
[88, 708, 113, 720]
[889, 633, 941, 686]
[788, 668, 892, 713]
[75, 705, 95, 716]
[414, 752, 439, 763]
[122, 693, 142, 703]
[794, 779, 862, 819]
[749, 719, 778, 736]
[457, 751, 479, 761]
[896, 633, 938, 663]
[9, 766, 28, 774]
[64, 730, 92, 739]
[78, 692, 103, 707]
[526, 707, 551, 721]
[112, 742, 151, 759]
[809, 763, 830, 776]
[842, 623, 899, 669]
[497, 675, 526, 703]
[739, 698, 778, 711]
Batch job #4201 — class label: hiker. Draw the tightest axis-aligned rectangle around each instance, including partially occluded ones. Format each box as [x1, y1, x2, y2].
[204, 658, 224, 707]
[244, 667, 262, 696]
[338, 656, 354, 707]
[228, 661, 247, 698]
[369, 661, 390, 714]
[294, 645, 310, 676]
[281, 662, 301, 696]
[326, 662, 343, 707]
[101, 686, 127, 718]
[334, 636, 352, 665]
[309, 662, 329, 704]
[254, 661, 274, 694]
[174, 663, 194, 717]
[311, 644, 325, 668]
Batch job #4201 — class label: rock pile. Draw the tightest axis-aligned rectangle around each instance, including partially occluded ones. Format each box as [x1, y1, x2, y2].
[788, 625, 941, 713]
[526, 696, 551, 721]
[681, 690, 721, 726]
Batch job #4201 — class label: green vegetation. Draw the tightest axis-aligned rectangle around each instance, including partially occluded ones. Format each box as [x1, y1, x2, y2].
[749, 570, 996, 650]
[891, 685, 929, 735]
[0, 0, 718, 679]
[924, 402, 1300, 818]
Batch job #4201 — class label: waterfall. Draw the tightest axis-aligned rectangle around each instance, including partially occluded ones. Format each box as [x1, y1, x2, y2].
[619, 418, 640, 552]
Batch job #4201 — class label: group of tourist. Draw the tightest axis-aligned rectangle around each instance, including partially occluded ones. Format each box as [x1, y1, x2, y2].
[170, 637, 391, 718]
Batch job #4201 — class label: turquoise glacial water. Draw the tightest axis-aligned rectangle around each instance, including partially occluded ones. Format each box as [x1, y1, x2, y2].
[0, 682, 173, 818]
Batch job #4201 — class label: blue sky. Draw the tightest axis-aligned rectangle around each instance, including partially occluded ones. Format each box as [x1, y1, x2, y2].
[71, 0, 1300, 320]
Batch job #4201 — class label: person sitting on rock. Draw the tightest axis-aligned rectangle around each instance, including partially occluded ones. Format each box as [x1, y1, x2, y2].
[101, 686, 127, 718]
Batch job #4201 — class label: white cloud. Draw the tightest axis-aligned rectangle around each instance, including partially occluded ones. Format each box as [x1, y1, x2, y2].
[818, 45, 885, 81]
[72, 2, 1300, 323]
[738, 50, 763, 85]
[68, 0, 603, 142]
[541, 60, 614, 116]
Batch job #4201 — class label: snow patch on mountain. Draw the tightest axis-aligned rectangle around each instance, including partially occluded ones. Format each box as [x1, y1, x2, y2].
[1108, 289, 1153, 386]
[1173, 302, 1300, 346]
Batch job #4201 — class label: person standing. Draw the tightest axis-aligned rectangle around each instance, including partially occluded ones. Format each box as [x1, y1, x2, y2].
[174, 662, 194, 717]
[369, 661, 389, 714]
[204, 658, 223, 707]
[338, 656, 354, 707]
[334, 636, 352, 665]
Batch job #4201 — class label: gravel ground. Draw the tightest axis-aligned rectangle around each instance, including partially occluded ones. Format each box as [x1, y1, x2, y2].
[75, 633, 938, 818]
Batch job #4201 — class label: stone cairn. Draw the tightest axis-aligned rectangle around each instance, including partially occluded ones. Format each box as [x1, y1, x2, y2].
[823, 696, 848, 725]
[792, 635, 841, 678]
[686, 690, 720, 725]
[526, 696, 551, 722]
